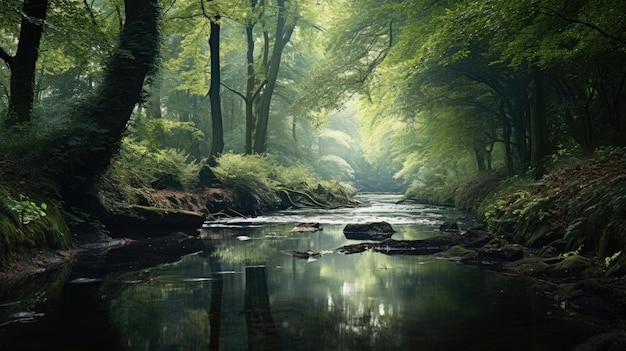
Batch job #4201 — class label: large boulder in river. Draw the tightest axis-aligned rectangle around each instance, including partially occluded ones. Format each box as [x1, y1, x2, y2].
[344, 221, 395, 234]
[343, 221, 395, 241]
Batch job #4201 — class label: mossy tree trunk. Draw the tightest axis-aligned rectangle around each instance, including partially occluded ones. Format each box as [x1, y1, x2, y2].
[56, 0, 160, 211]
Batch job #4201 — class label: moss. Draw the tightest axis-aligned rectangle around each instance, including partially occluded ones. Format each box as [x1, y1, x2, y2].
[0, 192, 71, 268]
[503, 257, 550, 276]
[438, 245, 478, 260]
[544, 255, 603, 279]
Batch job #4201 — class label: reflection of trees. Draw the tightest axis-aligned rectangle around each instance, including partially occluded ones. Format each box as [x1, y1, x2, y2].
[205, 241, 222, 351]
[244, 266, 282, 350]
[92, 221, 548, 350]
[0, 263, 71, 326]
[103, 254, 213, 349]
[204, 223, 328, 266]
[269, 252, 502, 350]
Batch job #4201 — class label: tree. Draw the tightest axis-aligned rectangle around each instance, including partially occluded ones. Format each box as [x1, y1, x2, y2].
[1, 0, 49, 126]
[252, 0, 298, 154]
[55, 0, 160, 210]
[202, 1, 224, 166]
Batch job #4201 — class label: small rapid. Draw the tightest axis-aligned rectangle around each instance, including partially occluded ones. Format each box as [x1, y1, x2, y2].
[203, 193, 470, 228]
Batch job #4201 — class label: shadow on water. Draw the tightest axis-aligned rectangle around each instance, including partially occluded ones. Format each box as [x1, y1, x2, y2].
[0, 194, 613, 350]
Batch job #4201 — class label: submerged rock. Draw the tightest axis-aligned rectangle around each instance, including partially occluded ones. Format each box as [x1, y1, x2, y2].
[292, 223, 323, 232]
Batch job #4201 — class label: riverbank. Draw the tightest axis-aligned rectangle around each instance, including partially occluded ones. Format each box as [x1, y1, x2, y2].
[405, 150, 626, 281]
[403, 150, 626, 349]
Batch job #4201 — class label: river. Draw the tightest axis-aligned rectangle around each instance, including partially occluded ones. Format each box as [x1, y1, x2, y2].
[0, 194, 608, 350]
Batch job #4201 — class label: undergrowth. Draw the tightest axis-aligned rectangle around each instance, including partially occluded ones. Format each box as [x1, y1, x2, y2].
[405, 148, 626, 272]
[0, 186, 71, 268]
[212, 153, 357, 213]
[99, 137, 201, 210]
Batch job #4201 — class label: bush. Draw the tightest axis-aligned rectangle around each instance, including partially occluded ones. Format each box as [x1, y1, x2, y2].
[100, 138, 201, 209]
[211, 153, 357, 214]
[211, 153, 282, 212]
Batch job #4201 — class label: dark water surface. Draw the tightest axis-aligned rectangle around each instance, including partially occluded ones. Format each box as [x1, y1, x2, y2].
[0, 194, 609, 350]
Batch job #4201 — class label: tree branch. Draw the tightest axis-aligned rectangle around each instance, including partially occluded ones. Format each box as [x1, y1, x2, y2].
[541, 6, 626, 46]
[219, 82, 246, 101]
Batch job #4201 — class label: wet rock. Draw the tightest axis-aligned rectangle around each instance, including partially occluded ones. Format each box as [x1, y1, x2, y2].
[503, 257, 550, 276]
[476, 242, 524, 263]
[344, 231, 394, 241]
[455, 227, 493, 248]
[336, 234, 456, 255]
[439, 221, 460, 233]
[504, 255, 602, 280]
[438, 245, 478, 261]
[544, 255, 602, 280]
[292, 223, 323, 232]
[343, 221, 395, 234]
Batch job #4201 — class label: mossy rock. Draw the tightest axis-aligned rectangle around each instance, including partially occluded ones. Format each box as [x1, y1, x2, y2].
[476, 243, 525, 262]
[503, 257, 550, 276]
[544, 255, 602, 279]
[438, 245, 478, 261]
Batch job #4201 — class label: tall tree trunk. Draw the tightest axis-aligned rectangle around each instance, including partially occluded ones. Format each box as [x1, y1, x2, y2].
[244, 22, 256, 154]
[499, 102, 514, 176]
[253, 0, 296, 154]
[57, 0, 160, 210]
[2, 0, 49, 126]
[207, 17, 223, 166]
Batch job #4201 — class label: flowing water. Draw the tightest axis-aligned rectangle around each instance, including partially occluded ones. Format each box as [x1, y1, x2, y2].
[0, 194, 609, 350]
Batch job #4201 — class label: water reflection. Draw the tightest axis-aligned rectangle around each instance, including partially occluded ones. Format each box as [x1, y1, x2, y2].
[0, 194, 608, 350]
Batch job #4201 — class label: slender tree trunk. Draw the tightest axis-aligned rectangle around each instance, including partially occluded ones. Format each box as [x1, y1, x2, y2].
[245, 23, 256, 154]
[473, 146, 486, 172]
[499, 102, 514, 176]
[292, 115, 298, 156]
[207, 17, 223, 166]
[3, 0, 49, 126]
[253, 0, 296, 154]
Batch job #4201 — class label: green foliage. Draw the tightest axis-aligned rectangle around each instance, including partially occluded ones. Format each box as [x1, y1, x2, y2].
[480, 152, 626, 257]
[211, 153, 282, 210]
[483, 188, 555, 247]
[100, 136, 202, 213]
[0, 187, 70, 267]
[319, 155, 355, 181]
[404, 171, 505, 211]
[211, 153, 357, 213]
[605, 251, 622, 268]
[4, 195, 48, 225]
